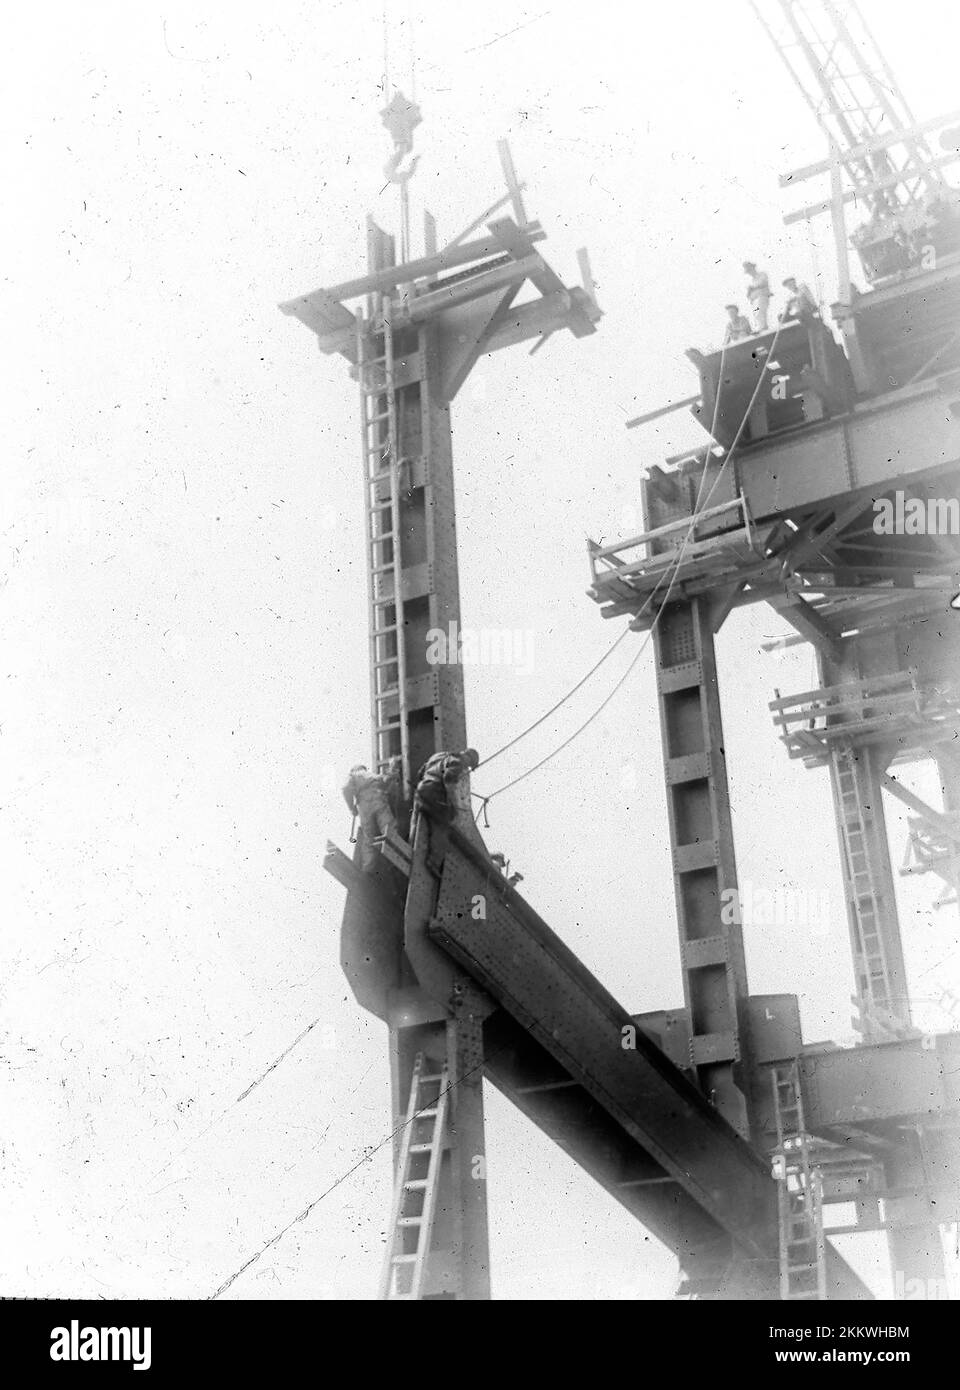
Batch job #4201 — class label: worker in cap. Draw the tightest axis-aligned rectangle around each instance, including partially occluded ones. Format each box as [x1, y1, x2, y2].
[415, 748, 480, 824]
[723, 304, 753, 346]
[342, 763, 398, 873]
[781, 276, 819, 322]
[743, 261, 771, 332]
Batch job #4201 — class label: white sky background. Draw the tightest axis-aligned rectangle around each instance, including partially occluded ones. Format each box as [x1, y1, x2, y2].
[2, 0, 959, 1300]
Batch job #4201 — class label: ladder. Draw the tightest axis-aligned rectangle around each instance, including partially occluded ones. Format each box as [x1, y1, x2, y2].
[830, 743, 900, 1042]
[357, 298, 410, 795]
[380, 1053, 450, 1300]
[771, 1060, 827, 1301]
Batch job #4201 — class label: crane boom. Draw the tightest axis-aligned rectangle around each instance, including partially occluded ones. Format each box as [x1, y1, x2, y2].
[751, 0, 945, 210]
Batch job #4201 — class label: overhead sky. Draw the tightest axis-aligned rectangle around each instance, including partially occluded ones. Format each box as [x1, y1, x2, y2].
[3, 0, 959, 1300]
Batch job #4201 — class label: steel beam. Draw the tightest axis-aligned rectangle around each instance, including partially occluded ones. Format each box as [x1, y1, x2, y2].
[797, 1034, 960, 1133]
[765, 590, 844, 658]
[425, 820, 769, 1244]
[778, 107, 960, 187]
[419, 819, 871, 1298]
[286, 227, 545, 305]
[784, 150, 960, 226]
[733, 384, 960, 523]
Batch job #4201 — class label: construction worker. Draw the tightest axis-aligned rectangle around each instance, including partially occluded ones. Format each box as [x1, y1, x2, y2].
[743, 261, 771, 332]
[868, 149, 898, 217]
[342, 763, 398, 873]
[383, 755, 405, 813]
[415, 748, 480, 824]
[781, 276, 819, 321]
[491, 851, 524, 888]
[723, 304, 753, 345]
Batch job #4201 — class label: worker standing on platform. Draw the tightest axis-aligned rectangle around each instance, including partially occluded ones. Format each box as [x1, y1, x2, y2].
[342, 763, 398, 872]
[415, 748, 480, 824]
[781, 277, 819, 322]
[723, 304, 753, 345]
[743, 261, 771, 332]
[869, 149, 898, 216]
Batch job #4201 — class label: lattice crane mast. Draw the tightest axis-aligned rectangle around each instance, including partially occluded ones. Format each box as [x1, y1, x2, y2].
[752, 0, 960, 284]
[752, 0, 944, 200]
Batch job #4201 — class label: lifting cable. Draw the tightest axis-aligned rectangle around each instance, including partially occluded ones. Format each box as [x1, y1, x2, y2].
[473, 498, 709, 814]
[475, 319, 786, 814]
[477, 344, 734, 775]
[476, 624, 633, 769]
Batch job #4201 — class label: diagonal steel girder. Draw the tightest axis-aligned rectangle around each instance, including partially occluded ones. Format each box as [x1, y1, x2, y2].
[411, 818, 872, 1298]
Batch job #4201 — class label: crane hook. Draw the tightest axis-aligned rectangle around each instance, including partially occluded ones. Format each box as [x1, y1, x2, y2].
[384, 146, 421, 186]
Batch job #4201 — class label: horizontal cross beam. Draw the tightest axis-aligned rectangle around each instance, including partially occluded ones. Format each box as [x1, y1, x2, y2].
[780, 107, 960, 187]
[289, 224, 546, 306]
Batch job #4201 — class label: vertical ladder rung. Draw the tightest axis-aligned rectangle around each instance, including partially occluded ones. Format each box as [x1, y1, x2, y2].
[380, 1052, 450, 1300]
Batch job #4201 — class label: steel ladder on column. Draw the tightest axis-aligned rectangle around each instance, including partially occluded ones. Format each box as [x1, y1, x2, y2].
[357, 297, 410, 794]
[831, 743, 898, 1041]
[380, 1053, 450, 1300]
[771, 1059, 827, 1301]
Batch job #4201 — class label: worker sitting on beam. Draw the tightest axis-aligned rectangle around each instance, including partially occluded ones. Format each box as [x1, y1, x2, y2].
[723, 303, 753, 345]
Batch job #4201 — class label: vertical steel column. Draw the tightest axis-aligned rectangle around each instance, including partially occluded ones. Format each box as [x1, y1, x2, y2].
[312, 194, 600, 1299]
[363, 222, 469, 781]
[653, 596, 756, 1137]
[882, 744, 960, 1289]
[387, 995, 490, 1299]
[363, 219, 489, 1298]
[444, 989, 491, 1300]
[386, 331, 489, 1295]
